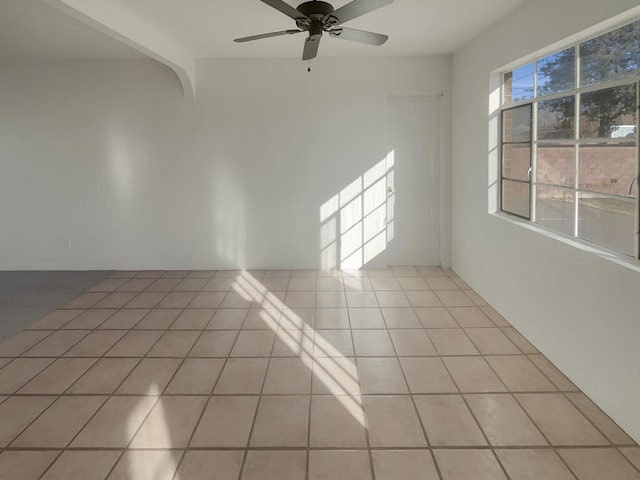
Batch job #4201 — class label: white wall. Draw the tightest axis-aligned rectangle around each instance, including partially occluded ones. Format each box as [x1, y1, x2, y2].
[451, 0, 640, 441]
[0, 56, 450, 270]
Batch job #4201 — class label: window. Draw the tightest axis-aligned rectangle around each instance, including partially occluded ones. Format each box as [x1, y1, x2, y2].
[501, 18, 640, 258]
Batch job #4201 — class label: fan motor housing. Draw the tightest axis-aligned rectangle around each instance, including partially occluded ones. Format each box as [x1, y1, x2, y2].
[297, 1, 334, 18]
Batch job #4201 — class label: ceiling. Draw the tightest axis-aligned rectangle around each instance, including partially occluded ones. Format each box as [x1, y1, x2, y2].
[1, 0, 528, 61]
[0, 0, 144, 59]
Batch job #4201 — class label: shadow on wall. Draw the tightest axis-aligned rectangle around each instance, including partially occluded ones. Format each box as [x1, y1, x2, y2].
[320, 151, 396, 269]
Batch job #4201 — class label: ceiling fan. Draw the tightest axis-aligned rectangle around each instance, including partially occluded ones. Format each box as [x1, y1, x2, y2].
[234, 0, 393, 61]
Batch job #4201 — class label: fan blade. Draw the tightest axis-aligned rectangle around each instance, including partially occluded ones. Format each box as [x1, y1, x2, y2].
[302, 35, 321, 60]
[328, 27, 388, 46]
[328, 0, 393, 25]
[235, 30, 303, 43]
[260, 0, 307, 20]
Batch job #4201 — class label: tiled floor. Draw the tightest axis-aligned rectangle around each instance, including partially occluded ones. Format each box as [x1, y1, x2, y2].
[0, 267, 639, 479]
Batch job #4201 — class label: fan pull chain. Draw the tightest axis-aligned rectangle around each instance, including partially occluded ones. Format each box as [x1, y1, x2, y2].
[307, 60, 311, 72]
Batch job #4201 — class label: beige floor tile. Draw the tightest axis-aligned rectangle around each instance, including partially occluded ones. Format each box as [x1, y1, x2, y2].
[262, 357, 313, 394]
[316, 290, 347, 307]
[262, 277, 290, 290]
[230, 330, 275, 356]
[349, 308, 386, 329]
[190, 396, 259, 447]
[284, 291, 316, 308]
[309, 395, 367, 447]
[620, 447, 640, 470]
[22, 330, 89, 356]
[343, 276, 373, 292]
[0, 451, 59, 480]
[146, 278, 181, 292]
[428, 329, 480, 356]
[358, 357, 409, 394]
[65, 292, 109, 309]
[313, 329, 353, 357]
[147, 331, 200, 357]
[214, 358, 268, 394]
[71, 395, 157, 447]
[415, 307, 458, 328]
[400, 357, 458, 393]
[495, 449, 575, 480]
[559, 448, 640, 480]
[125, 292, 167, 308]
[188, 291, 225, 308]
[312, 356, 361, 395]
[448, 307, 494, 327]
[392, 266, 420, 277]
[165, 358, 224, 394]
[207, 308, 248, 329]
[41, 451, 121, 480]
[346, 291, 379, 307]
[417, 266, 447, 277]
[130, 395, 207, 448]
[363, 395, 427, 447]
[175, 451, 244, 480]
[202, 277, 234, 291]
[516, 393, 608, 445]
[527, 354, 579, 391]
[18, 358, 97, 394]
[175, 278, 208, 291]
[107, 450, 181, 480]
[485, 355, 555, 392]
[371, 276, 403, 290]
[451, 277, 471, 290]
[105, 330, 163, 357]
[465, 394, 547, 446]
[67, 358, 139, 394]
[157, 291, 197, 309]
[27, 309, 84, 329]
[250, 395, 309, 447]
[315, 308, 350, 329]
[116, 358, 181, 395]
[443, 356, 507, 392]
[12, 395, 106, 447]
[189, 330, 238, 357]
[288, 276, 317, 290]
[64, 330, 126, 357]
[134, 308, 181, 329]
[88, 278, 128, 292]
[162, 270, 190, 278]
[242, 309, 280, 329]
[0, 396, 56, 446]
[93, 292, 137, 309]
[501, 326, 538, 353]
[309, 450, 372, 480]
[372, 450, 440, 480]
[170, 309, 214, 329]
[381, 308, 422, 328]
[479, 306, 510, 326]
[434, 449, 507, 480]
[241, 451, 306, 480]
[426, 277, 459, 290]
[352, 330, 395, 356]
[414, 395, 487, 447]
[405, 290, 443, 307]
[280, 306, 314, 329]
[398, 276, 430, 290]
[117, 278, 155, 292]
[375, 291, 411, 308]
[464, 328, 520, 354]
[98, 309, 149, 329]
[435, 290, 475, 307]
[0, 330, 51, 357]
[0, 358, 54, 394]
[272, 330, 313, 357]
[62, 309, 116, 329]
[316, 276, 344, 290]
[389, 329, 437, 356]
[566, 393, 636, 445]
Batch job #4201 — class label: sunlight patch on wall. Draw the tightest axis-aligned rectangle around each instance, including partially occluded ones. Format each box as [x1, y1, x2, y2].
[320, 152, 395, 269]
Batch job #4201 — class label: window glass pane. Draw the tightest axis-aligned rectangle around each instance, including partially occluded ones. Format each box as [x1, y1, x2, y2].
[536, 186, 575, 235]
[502, 180, 530, 218]
[537, 47, 576, 95]
[503, 105, 532, 143]
[503, 144, 531, 181]
[580, 19, 640, 87]
[579, 84, 637, 140]
[537, 144, 575, 187]
[538, 96, 575, 141]
[578, 142, 638, 197]
[504, 63, 534, 104]
[578, 193, 636, 256]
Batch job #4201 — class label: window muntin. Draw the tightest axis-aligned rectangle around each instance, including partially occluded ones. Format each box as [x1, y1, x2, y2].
[501, 18, 640, 258]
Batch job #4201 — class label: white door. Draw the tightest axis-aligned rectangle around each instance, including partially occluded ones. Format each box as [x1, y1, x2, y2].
[386, 95, 441, 265]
